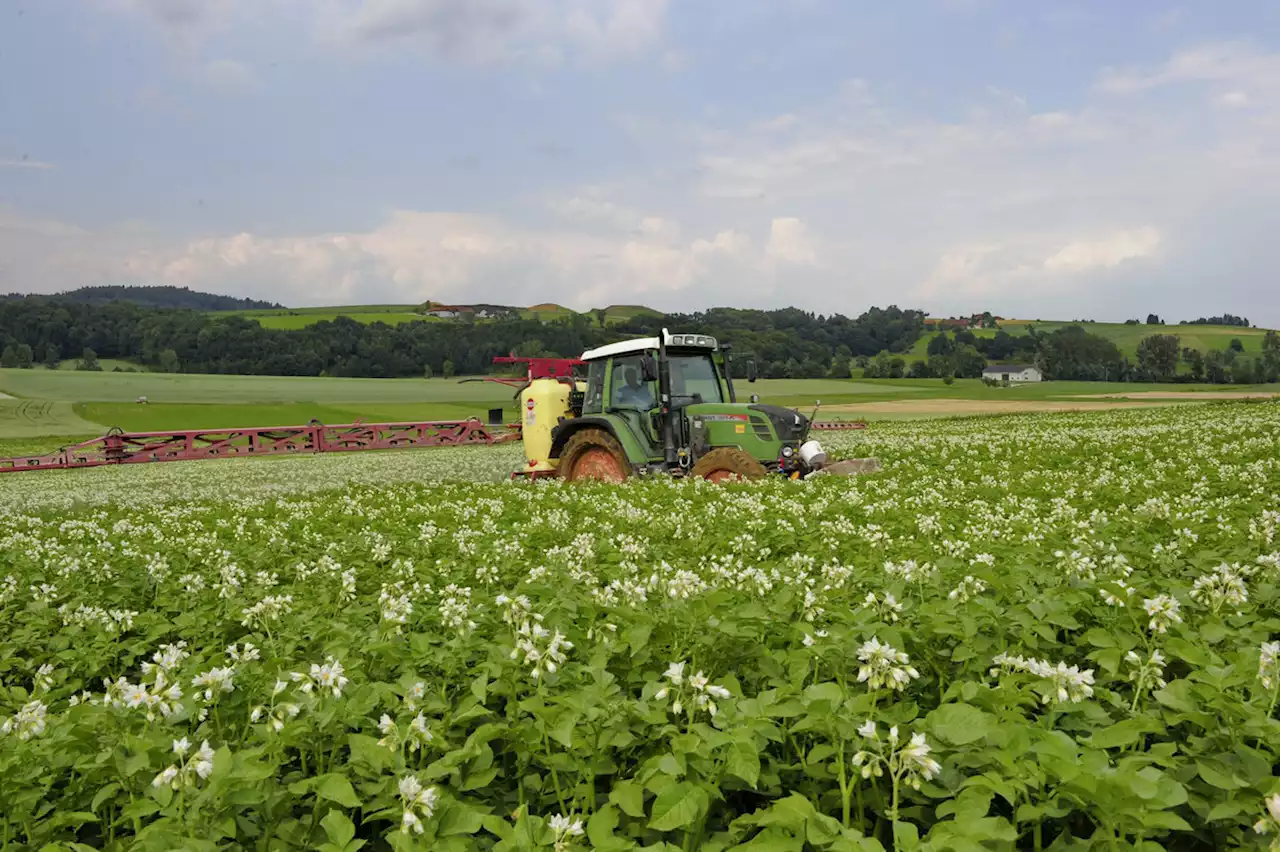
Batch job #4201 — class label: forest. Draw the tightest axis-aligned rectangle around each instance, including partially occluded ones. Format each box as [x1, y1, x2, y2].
[0, 285, 281, 311]
[1, 296, 1276, 383]
[0, 299, 925, 379]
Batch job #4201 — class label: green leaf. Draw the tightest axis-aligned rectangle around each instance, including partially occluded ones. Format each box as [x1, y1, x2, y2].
[550, 712, 578, 748]
[804, 682, 843, 706]
[120, 799, 161, 821]
[1196, 760, 1248, 790]
[438, 801, 486, 836]
[91, 783, 121, 813]
[648, 782, 708, 832]
[314, 774, 362, 809]
[48, 811, 99, 829]
[892, 820, 920, 850]
[588, 804, 622, 848]
[1153, 680, 1197, 714]
[121, 752, 151, 777]
[610, 780, 646, 818]
[935, 788, 993, 822]
[732, 827, 804, 850]
[1163, 638, 1210, 667]
[320, 810, 356, 848]
[625, 624, 652, 656]
[1083, 627, 1116, 647]
[1139, 810, 1192, 831]
[1089, 718, 1161, 750]
[726, 740, 761, 788]
[927, 703, 991, 745]
[470, 673, 488, 702]
[347, 734, 394, 774]
[1207, 800, 1252, 821]
[461, 766, 499, 791]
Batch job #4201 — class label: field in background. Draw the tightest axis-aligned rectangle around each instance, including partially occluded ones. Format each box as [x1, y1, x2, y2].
[217, 303, 663, 329]
[1, 368, 1278, 449]
[906, 321, 1270, 362]
[221, 305, 433, 330]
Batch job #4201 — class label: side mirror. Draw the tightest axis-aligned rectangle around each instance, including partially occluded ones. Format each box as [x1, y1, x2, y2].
[640, 354, 659, 383]
[747, 360, 758, 383]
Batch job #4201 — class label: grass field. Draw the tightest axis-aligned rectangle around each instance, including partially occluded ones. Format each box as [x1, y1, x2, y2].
[908, 321, 1271, 362]
[55, 358, 148, 372]
[220, 303, 662, 329]
[1, 367, 1277, 448]
[222, 305, 432, 330]
[0, 398, 103, 438]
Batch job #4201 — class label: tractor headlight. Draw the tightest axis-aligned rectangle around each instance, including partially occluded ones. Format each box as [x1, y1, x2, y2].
[799, 440, 827, 469]
[781, 445, 795, 459]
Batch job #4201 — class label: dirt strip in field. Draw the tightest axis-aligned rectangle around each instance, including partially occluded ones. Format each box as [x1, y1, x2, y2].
[822, 399, 1192, 416]
[1070, 391, 1280, 400]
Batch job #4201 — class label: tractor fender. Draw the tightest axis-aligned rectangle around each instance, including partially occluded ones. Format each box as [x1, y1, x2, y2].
[548, 417, 623, 460]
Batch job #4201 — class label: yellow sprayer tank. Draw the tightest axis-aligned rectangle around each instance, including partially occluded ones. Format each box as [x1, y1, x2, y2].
[518, 378, 577, 474]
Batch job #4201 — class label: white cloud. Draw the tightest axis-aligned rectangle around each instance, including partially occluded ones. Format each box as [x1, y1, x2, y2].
[1215, 90, 1250, 108]
[919, 227, 1162, 304]
[0, 207, 781, 310]
[105, 0, 668, 63]
[201, 59, 255, 92]
[1097, 41, 1280, 94]
[638, 216, 680, 240]
[0, 158, 54, 170]
[1042, 227, 1162, 272]
[315, 0, 667, 62]
[765, 218, 818, 265]
[1028, 111, 1072, 129]
[547, 193, 642, 230]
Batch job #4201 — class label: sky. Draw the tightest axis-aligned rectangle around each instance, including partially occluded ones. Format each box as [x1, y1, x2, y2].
[1, 1, 1279, 325]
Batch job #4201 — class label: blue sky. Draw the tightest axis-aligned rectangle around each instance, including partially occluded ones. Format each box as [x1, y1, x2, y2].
[1, 1, 1278, 325]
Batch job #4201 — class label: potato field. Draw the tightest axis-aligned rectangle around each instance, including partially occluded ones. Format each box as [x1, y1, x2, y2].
[2, 403, 1280, 851]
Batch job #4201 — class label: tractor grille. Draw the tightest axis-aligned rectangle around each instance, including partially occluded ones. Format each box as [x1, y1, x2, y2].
[750, 416, 773, 441]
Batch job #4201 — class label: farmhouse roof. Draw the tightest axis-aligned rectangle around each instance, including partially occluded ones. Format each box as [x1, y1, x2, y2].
[983, 364, 1037, 373]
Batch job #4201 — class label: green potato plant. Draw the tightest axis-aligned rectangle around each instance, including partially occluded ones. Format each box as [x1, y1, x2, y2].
[2, 402, 1280, 850]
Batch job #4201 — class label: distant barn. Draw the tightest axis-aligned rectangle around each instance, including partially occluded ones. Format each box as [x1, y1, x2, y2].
[983, 364, 1043, 383]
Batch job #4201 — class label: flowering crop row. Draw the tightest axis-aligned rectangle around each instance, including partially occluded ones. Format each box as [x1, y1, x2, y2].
[1, 402, 1279, 850]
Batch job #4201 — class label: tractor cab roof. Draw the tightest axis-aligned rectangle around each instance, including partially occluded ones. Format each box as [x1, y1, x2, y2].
[580, 331, 718, 362]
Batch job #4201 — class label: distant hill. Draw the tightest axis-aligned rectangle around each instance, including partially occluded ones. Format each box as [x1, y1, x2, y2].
[906, 318, 1276, 363]
[2, 286, 282, 311]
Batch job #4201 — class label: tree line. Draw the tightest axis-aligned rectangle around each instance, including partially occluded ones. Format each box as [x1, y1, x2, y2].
[1, 285, 281, 311]
[897, 326, 1279, 384]
[0, 298, 926, 379]
[1, 296, 1275, 384]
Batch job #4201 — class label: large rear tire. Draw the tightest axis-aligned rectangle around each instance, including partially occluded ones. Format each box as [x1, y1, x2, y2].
[558, 429, 631, 483]
[691, 447, 769, 482]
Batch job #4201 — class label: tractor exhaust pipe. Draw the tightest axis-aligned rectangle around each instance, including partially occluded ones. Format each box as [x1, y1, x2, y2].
[658, 328, 677, 467]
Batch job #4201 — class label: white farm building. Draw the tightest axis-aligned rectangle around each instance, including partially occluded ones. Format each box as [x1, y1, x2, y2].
[983, 364, 1043, 383]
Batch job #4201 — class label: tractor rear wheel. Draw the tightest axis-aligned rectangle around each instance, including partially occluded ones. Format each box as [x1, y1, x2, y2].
[558, 429, 631, 483]
[691, 448, 768, 482]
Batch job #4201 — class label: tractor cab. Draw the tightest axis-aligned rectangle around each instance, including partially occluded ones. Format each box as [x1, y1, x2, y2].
[546, 329, 830, 482]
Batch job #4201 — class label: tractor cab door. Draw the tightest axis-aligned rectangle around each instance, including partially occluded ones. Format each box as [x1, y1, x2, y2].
[606, 355, 662, 453]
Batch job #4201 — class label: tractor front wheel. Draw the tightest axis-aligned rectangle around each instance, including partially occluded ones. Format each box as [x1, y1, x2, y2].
[691, 448, 768, 482]
[558, 429, 631, 483]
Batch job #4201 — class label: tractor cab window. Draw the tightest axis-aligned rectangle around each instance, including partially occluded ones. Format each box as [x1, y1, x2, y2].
[669, 354, 723, 404]
[610, 356, 656, 411]
[582, 361, 605, 415]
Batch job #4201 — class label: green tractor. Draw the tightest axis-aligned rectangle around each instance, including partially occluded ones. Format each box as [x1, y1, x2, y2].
[526, 329, 865, 482]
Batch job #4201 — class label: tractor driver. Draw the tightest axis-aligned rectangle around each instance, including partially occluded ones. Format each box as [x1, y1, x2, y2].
[615, 364, 655, 410]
